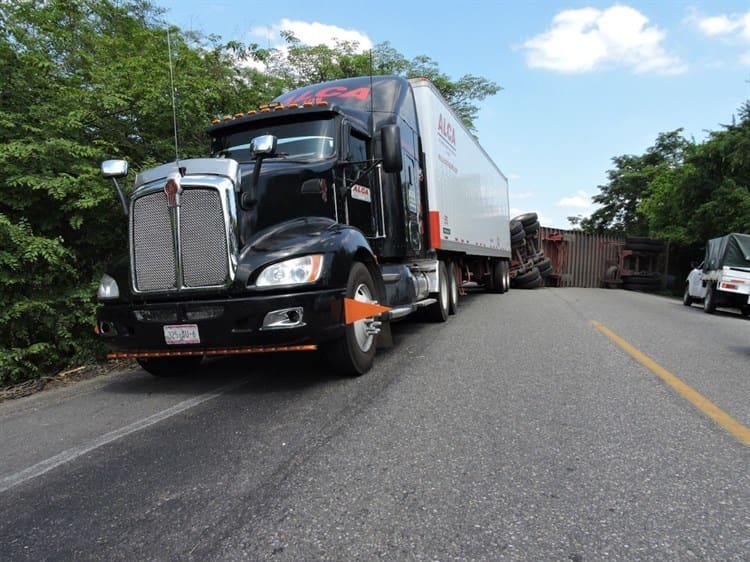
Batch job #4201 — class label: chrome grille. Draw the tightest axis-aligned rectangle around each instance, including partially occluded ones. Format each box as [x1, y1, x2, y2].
[131, 187, 230, 292]
[132, 192, 176, 291]
[180, 189, 229, 287]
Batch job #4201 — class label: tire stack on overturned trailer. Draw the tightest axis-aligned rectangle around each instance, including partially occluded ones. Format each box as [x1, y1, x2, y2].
[620, 237, 666, 292]
[509, 212, 553, 289]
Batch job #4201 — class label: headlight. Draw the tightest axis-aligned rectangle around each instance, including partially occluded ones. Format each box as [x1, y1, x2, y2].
[97, 273, 120, 300]
[256, 255, 324, 287]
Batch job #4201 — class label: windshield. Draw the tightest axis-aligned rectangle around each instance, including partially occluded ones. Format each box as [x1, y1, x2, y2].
[211, 119, 336, 162]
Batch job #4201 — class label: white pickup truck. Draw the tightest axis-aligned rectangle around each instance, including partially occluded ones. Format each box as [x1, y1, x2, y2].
[683, 233, 750, 316]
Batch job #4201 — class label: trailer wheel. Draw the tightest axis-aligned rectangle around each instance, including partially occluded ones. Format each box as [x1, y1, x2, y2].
[137, 355, 203, 377]
[426, 261, 449, 322]
[523, 220, 540, 235]
[516, 274, 543, 289]
[513, 212, 538, 227]
[490, 259, 508, 293]
[447, 261, 459, 315]
[703, 283, 716, 314]
[510, 228, 526, 246]
[682, 285, 693, 306]
[537, 257, 553, 278]
[499, 260, 510, 293]
[324, 262, 378, 376]
[512, 267, 540, 288]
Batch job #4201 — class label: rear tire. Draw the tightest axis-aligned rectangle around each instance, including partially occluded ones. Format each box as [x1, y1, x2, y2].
[514, 212, 538, 226]
[491, 259, 509, 293]
[523, 220, 540, 235]
[426, 261, 449, 322]
[137, 355, 203, 377]
[447, 261, 459, 315]
[510, 229, 526, 245]
[512, 267, 541, 288]
[324, 262, 378, 376]
[537, 257, 553, 278]
[703, 283, 716, 314]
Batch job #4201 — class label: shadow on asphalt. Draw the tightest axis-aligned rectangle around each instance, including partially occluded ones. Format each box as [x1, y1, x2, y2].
[681, 302, 749, 321]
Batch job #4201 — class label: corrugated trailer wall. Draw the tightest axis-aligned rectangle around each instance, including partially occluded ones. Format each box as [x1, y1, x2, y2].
[538, 227, 625, 288]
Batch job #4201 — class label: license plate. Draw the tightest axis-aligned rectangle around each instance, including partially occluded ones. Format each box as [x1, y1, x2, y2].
[163, 324, 200, 345]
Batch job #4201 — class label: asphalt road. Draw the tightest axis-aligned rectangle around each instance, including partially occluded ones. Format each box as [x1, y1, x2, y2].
[1, 288, 748, 561]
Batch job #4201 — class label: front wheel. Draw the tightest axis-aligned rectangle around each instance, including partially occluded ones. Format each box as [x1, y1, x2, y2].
[324, 262, 378, 376]
[137, 355, 203, 377]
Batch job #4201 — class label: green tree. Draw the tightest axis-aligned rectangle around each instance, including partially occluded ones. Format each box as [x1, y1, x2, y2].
[580, 130, 691, 235]
[641, 108, 750, 246]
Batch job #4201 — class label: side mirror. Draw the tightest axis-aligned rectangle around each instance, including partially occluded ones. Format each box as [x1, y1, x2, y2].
[380, 124, 403, 173]
[250, 134, 277, 157]
[100, 159, 130, 216]
[101, 159, 128, 178]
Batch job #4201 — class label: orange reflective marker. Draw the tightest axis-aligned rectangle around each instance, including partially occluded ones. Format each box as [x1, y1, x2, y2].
[344, 298, 391, 325]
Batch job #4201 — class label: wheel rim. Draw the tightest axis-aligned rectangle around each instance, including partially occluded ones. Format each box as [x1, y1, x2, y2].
[352, 282, 375, 352]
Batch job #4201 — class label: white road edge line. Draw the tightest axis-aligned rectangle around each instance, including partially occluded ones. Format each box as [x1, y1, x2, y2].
[0, 378, 248, 494]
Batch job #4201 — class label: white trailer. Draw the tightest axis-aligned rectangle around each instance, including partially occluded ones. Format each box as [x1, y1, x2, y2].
[411, 78, 511, 259]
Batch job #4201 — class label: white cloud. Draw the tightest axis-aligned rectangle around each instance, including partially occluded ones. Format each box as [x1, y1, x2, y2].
[557, 190, 592, 209]
[511, 190, 535, 200]
[741, 51, 750, 66]
[249, 19, 373, 51]
[522, 5, 685, 74]
[695, 11, 750, 41]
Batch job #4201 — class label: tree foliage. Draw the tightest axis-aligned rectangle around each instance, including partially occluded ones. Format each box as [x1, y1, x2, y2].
[577, 105, 750, 249]
[640, 107, 750, 246]
[576, 130, 692, 236]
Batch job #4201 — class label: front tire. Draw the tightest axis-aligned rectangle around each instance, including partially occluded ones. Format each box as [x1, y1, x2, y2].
[324, 262, 378, 376]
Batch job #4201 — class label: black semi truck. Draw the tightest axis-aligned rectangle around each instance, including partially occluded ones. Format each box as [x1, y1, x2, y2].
[97, 76, 511, 376]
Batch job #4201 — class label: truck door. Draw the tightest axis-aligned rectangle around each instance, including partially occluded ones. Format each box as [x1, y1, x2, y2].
[342, 126, 376, 236]
[401, 125, 421, 254]
[402, 157, 421, 252]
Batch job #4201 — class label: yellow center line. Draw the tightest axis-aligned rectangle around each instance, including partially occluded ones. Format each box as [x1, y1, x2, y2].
[591, 320, 750, 447]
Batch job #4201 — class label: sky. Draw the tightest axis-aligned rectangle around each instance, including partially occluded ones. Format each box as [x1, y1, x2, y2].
[158, 0, 750, 229]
